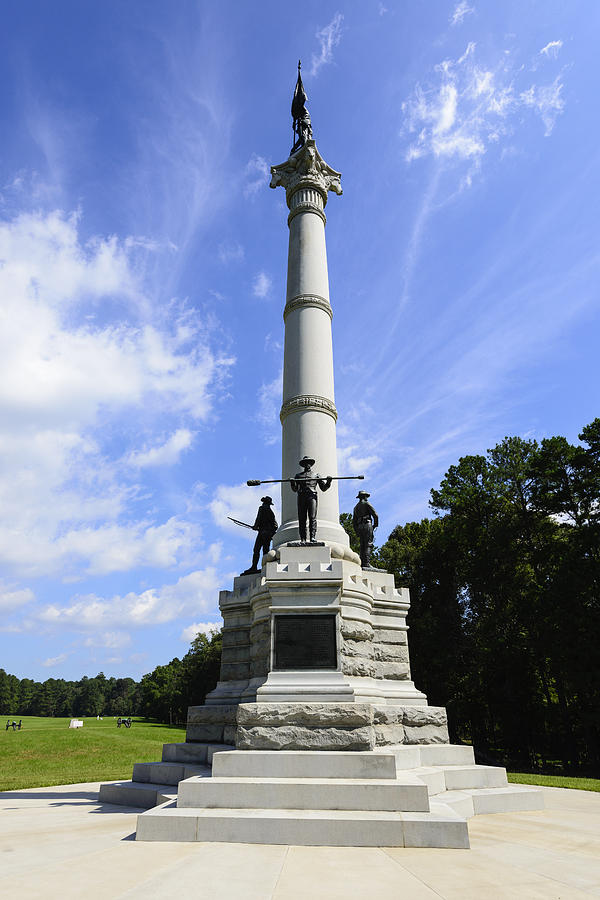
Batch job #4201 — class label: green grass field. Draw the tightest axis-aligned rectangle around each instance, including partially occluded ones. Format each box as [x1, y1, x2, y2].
[508, 772, 600, 792]
[2, 718, 599, 793]
[0, 715, 186, 791]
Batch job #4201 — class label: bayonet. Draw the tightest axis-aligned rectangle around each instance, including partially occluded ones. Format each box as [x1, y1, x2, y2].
[227, 516, 255, 530]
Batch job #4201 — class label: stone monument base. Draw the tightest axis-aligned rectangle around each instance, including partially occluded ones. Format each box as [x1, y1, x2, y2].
[186, 701, 449, 750]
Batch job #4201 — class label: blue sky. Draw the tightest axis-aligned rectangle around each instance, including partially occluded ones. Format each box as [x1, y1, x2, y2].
[1, 1, 597, 682]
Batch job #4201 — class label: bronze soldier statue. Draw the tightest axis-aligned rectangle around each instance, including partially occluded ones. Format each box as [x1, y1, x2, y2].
[353, 490, 379, 568]
[290, 456, 332, 543]
[241, 496, 278, 575]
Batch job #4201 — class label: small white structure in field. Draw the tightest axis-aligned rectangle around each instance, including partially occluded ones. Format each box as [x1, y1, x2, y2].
[69, 719, 83, 729]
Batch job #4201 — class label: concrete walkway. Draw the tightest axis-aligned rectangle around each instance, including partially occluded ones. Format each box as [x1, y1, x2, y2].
[1, 782, 598, 898]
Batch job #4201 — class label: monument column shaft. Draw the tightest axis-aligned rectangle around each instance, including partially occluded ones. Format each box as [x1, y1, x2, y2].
[271, 148, 349, 549]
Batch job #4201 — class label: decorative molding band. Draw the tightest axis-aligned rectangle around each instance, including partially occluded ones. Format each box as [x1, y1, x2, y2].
[283, 293, 333, 321]
[288, 203, 326, 226]
[280, 393, 338, 423]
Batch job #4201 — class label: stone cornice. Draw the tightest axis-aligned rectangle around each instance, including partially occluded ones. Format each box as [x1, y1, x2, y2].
[270, 141, 342, 210]
[283, 293, 333, 321]
[280, 393, 338, 423]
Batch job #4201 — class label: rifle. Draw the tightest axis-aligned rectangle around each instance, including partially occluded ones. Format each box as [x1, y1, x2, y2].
[227, 516, 255, 530]
[246, 475, 364, 486]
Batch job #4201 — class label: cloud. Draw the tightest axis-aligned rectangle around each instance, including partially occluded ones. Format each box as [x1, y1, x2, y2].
[309, 13, 344, 77]
[84, 631, 132, 649]
[257, 369, 283, 445]
[244, 155, 270, 198]
[180, 621, 221, 642]
[337, 444, 381, 475]
[127, 429, 194, 468]
[0, 205, 233, 579]
[42, 653, 68, 667]
[38, 567, 221, 631]
[403, 41, 566, 164]
[217, 240, 244, 264]
[252, 271, 272, 299]
[540, 40, 563, 59]
[0, 585, 35, 615]
[520, 77, 565, 136]
[450, 2, 474, 26]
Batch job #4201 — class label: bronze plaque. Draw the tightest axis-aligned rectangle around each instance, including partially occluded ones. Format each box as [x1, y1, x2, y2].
[274, 614, 337, 670]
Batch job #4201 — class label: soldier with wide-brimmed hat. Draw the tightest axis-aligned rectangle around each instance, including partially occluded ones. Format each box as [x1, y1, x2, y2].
[353, 490, 379, 568]
[290, 456, 332, 543]
[241, 496, 278, 575]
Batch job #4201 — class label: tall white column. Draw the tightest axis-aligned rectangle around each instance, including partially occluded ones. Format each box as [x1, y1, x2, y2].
[270, 141, 350, 549]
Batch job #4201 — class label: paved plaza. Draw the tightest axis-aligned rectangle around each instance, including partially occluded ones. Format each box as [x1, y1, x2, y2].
[1, 782, 598, 898]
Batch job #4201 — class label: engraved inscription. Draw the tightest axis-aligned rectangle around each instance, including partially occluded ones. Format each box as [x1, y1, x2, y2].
[274, 614, 337, 670]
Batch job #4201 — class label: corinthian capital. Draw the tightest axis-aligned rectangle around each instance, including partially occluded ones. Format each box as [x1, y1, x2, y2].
[270, 140, 342, 208]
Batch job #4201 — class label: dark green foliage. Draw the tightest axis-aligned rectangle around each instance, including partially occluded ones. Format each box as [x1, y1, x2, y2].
[342, 419, 600, 775]
[0, 628, 222, 725]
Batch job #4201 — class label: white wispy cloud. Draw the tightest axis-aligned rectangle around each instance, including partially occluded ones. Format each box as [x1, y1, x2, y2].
[520, 77, 565, 136]
[217, 240, 244, 264]
[180, 621, 221, 642]
[244, 154, 270, 198]
[42, 653, 68, 667]
[403, 41, 566, 164]
[252, 271, 272, 299]
[127, 429, 194, 468]
[309, 13, 344, 77]
[84, 631, 131, 649]
[38, 568, 221, 630]
[0, 585, 35, 613]
[450, 1, 474, 26]
[540, 40, 563, 59]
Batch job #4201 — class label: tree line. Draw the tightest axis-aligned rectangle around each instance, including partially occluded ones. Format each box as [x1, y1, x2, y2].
[0, 630, 222, 723]
[368, 418, 599, 774]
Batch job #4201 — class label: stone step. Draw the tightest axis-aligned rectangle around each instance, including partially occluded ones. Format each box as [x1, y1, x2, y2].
[442, 764, 508, 791]
[136, 804, 469, 848]
[161, 742, 235, 765]
[132, 761, 211, 786]
[177, 774, 430, 812]
[98, 780, 177, 809]
[211, 750, 398, 780]
[466, 785, 544, 815]
[411, 767, 447, 796]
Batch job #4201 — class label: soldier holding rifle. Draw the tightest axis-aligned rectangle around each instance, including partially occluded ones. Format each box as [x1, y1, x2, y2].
[246, 457, 364, 545]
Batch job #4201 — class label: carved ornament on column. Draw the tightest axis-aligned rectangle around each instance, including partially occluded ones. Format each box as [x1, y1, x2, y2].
[280, 393, 338, 423]
[270, 141, 342, 212]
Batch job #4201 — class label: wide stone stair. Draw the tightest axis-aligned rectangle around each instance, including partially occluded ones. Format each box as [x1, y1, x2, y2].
[97, 741, 230, 809]
[133, 744, 544, 848]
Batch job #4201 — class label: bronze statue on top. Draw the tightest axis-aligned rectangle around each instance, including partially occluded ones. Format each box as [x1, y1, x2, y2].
[353, 490, 379, 569]
[290, 456, 332, 543]
[291, 60, 313, 153]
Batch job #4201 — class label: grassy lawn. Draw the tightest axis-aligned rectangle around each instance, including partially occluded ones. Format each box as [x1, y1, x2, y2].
[0, 716, 186, 791]
[508, 772, 600, 792]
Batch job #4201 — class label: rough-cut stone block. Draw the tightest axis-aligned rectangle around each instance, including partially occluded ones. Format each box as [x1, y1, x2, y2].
[376, 661, 410, 680]
[403, 706, 447, 727]
[340, 619, 373, 642]
[341, 658, 377, 677]
[220, 645, 250, 663]
[187, 705, 238, 725]
[220, 662, 250, 681]
[185, 724, 224, 743]
[372, 643, 409, 662]
[223, 725, 237, 745]
[236, 702, 373, 728]
[236, 725, 375, 751]
[375, 724, 405, 745]
[221, 628, 250, 648]
[404, 724, 449, 744]
[373, 628, 407, 645]
[373, 706, 404, 725]
[342, 639, 373, 659]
